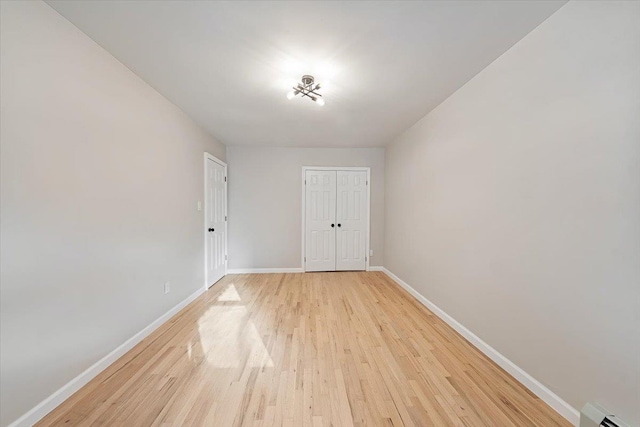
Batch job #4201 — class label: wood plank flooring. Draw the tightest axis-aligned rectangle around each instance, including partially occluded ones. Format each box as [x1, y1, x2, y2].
[37, 272, 571, 427]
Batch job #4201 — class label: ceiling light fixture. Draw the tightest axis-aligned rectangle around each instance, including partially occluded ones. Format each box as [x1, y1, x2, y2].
[287, 75, 324, 106]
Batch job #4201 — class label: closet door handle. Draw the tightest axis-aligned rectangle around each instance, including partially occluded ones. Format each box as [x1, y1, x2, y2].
[331, 224, 335, 228]
[337, 224, 342, 227]
[208, 228, 215, 232]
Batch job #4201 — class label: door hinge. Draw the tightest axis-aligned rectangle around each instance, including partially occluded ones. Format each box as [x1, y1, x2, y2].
[365, 256, 368, 261]
[366, 180, 369, 185]
[225, 255, 228, 261]
[304, 257, 306, 262]
[304, 179, 306, 185]
[224, 176, 227, 182]
[225, 215, 227, 221]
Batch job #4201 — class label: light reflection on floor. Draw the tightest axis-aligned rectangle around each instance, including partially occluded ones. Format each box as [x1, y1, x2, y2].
[217, 283, 242, 302]
[197, 283, 274, 369]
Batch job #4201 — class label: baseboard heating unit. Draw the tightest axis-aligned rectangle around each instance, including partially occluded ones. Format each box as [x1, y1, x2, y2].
[580, 403, 630, 427]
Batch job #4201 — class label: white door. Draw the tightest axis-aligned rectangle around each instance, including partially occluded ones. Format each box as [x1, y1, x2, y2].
[336, 171, 367, 271]
[206, 158, 226, 287]
[305, 170, 336, 272]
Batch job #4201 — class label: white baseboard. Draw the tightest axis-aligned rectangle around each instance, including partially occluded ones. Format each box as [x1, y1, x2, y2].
[227, 268, 304, 274]
[380, 267, 580, 426]
[8, 287, 206, 427]
[228, 267, 385, 274]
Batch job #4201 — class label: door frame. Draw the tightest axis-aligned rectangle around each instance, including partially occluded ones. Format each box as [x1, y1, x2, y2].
[204, 152, 227, 290]
[301, 166, 371, 273]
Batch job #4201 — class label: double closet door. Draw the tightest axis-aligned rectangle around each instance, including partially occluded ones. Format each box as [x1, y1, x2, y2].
[305, 169, 368, 272]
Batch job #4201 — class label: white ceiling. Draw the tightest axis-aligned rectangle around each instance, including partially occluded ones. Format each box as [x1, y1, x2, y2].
[47, 1, 566, 147]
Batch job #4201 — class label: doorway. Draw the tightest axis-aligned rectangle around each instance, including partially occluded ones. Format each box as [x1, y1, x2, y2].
[204, 153, 227, 288]
[302, 167, 370, 272]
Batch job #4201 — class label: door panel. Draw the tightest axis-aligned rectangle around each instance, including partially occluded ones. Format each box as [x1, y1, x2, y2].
[206, 159, 226, 287]
[305, 170, 336, 272]
[336, 171, 367, 271]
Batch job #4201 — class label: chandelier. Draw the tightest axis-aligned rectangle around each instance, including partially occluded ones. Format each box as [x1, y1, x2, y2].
[287, 75, 325, 106]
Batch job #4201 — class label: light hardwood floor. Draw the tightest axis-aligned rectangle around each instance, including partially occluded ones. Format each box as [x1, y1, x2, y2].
[37, 272, 571, 427]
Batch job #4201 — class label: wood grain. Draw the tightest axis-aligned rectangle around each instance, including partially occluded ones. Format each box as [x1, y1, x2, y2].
[36, 272, 571, 426]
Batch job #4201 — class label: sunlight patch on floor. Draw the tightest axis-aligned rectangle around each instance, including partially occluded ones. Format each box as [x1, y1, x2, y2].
[197, 301, 273, 369]
[217, 283, 241, 302]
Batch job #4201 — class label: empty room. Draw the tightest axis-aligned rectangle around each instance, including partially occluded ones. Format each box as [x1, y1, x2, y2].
[1, 1, 638, 426]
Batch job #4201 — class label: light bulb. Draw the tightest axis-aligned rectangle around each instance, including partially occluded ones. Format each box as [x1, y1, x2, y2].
[286, 91, 295, 100]
[316, 98, 325, 106]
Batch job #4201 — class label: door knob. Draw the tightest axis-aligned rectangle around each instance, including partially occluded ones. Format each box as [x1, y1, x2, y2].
[337, 224, 342, 227]
[331, 224, 335, 227]
[208, 228, 214, 232]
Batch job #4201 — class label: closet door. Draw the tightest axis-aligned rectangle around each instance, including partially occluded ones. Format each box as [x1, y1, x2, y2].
[336, 171, 367, 271]
[305, 170, 336, 272]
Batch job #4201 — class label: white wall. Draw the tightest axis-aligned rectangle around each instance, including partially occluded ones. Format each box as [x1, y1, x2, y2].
[384, 1, 640, 424]
[0, 2, 226, 426]
[227, 147, 384, 270]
